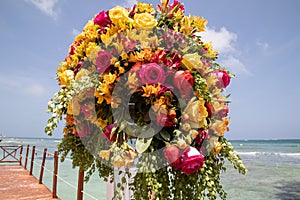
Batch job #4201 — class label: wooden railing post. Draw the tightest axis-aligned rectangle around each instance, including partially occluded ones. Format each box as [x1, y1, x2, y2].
[77, 167, 84, 200]
[24, 145, 30, 169]
[19, 145, 23, 166]
[39, 148, 47, 184]
[29, 146, 36, 175]
[52, 151, 58, 199]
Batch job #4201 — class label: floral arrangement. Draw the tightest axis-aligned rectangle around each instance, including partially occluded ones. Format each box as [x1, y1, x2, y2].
[45, 0, 247, 199]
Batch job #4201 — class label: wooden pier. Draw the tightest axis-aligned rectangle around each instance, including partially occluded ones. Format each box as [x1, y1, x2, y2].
[0, 144, 95, 200]
[0, 165, 58, 199]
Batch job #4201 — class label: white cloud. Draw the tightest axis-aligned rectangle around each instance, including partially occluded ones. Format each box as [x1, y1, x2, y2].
[0, 75, 46, 97]
[122, 0, 138, 8]
[25, 0, 59, 20]
[256, 41, 269, 52]
[196, 27, 250, 75]
[220, 56, 251, 75]
[197, 27, 237, 54]
[72, 28, 80, 36]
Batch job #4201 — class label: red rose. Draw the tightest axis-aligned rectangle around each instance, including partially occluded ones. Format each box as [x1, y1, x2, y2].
[94, 11, 111, 27]
[215, 70, 231, 88]
[173, 70, 194, 96]
[205, 102, 214, 118]
[181, 147, 204, 174]
[96, 51, 113, 73]
[102, 123, 117, 142]
[164, 145, 180, 165]
[130, 62, 142, 73]
[156, 113, 174, 127]
[139, 63, 165, 85]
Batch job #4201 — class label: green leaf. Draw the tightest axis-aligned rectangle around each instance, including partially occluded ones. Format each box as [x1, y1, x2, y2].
[160, 130, 171, 141]
[136, 137, 153, 154]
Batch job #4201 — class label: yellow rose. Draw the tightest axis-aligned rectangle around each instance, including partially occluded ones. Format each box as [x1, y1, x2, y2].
[58, 69, 74, 87]
[182, 53, 203, 71]
[133, 13, 157, 29]
[183, 97, 208, 129]
[109, 6, 131, 29]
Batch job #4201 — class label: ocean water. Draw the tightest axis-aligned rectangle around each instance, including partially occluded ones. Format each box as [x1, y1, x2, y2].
[1, 138, 300, 200]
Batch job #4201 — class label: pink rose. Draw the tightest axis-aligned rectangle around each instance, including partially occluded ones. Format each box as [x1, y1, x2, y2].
[156, 113, 174, 127]
[122, 38, 137, 52]
[215, 70, 231, 88]
[96, 51, 113, 73]
[94, 11, 111, 27]
[164, 145, 180, 165]
[173, 70, 194, 96]
[139, 63, 165, 85]
[181, 147, 204, 174]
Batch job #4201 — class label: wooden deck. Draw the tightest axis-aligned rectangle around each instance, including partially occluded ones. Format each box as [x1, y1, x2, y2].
[0, 165, 58, 200]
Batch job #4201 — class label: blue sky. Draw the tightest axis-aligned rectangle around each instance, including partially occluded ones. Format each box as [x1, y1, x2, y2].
[0, 0, 299, 140]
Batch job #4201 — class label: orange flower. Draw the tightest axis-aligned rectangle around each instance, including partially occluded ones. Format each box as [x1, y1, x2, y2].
[142, 84, 160, 97]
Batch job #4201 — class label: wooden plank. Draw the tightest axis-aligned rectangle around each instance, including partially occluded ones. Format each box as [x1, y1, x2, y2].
[0, 165, 59, 200]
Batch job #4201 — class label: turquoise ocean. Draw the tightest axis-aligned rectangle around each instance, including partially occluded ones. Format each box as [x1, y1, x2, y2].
[1, 137, 300, 200]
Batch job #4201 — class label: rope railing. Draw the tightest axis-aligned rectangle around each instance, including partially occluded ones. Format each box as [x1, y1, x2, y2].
[23, 145, 100, 200]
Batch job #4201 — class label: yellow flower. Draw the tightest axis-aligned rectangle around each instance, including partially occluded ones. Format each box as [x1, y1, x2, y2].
[75, 68, 89, 80]
[183, 97, 208, 129]
[191, 15, 208, 32]
[133, 13, 157, 29]
[180, 16, 193, 35]
[189, 129, 199, 140]
[142, 84, 160, 97]
[94, 90, 104, 104]
[99, 83, 111, 95]
[67, 97, 81, 116]
[214, 142, 223, 155]
[99, 150, 111, 161]
[211, 118, 230, 136]
[97, 118, 108, 130]
[58, 69, 74, 87]
[103, 73, 117, 84]
[206, 73, 217, 89]
[127, 72, 140, 89]
[182, 53, 203, 71]
[177, 138, 188, 149]
[203, 42, 218, 58]
[137, 2, 155, 13]
[182, 123, 191, 132]
[109, 6, 131, 29]
[112, 155, 125, 168]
